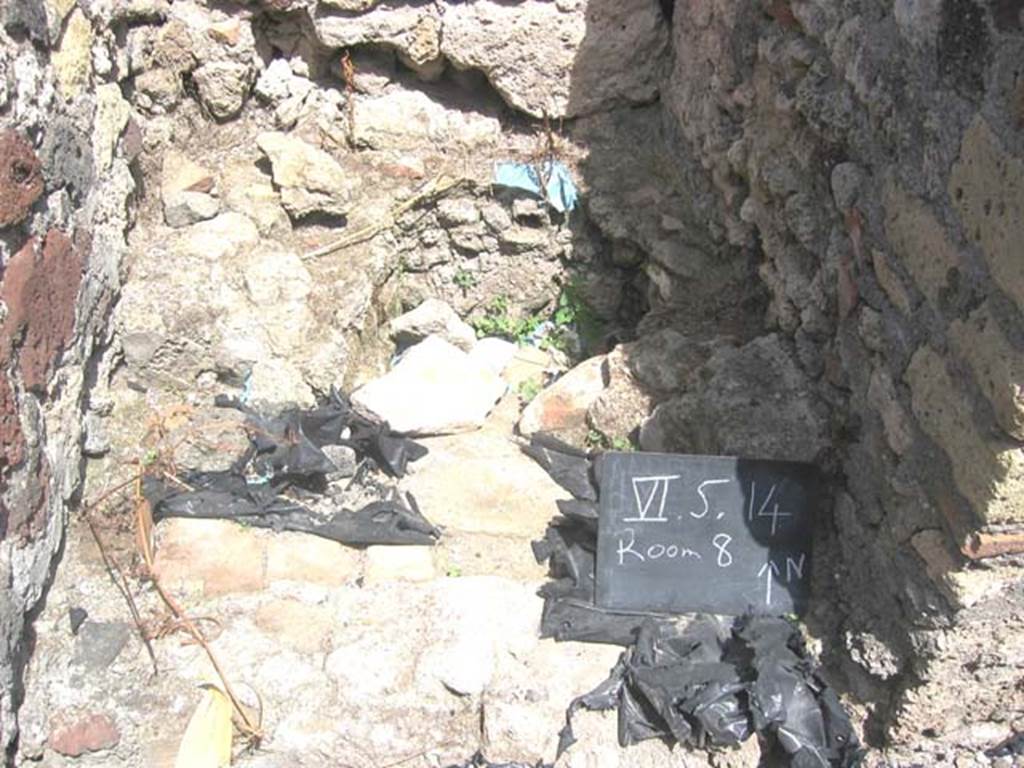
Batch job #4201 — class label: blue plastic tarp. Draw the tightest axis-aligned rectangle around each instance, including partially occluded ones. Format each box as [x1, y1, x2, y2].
[493, 160, 578, 213]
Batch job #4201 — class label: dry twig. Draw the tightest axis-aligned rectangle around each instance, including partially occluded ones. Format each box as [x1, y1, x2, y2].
[303, 173, 469, 260]
[341, 50, 357, 146]
[80, 408, 264, 749]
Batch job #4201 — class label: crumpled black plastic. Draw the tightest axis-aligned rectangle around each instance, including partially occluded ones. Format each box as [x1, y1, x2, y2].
[988, 732, 1024, 759]
[524, 434, 651, 644]
[523, 433, 863, 767]
[521, 433, 598, 501]
[556, 617, 862, 767]
[444, 753, 550, 768]
[217, 388, 428, 478]
[146, 390, 438, 546]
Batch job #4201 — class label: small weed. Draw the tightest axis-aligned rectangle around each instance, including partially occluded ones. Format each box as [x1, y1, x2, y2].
[585, 430, 636, 452]
[471, 295, 543, 343]
[610, 436, 635, 452]
[446, 564, 463, 578]
[585, 429, 608, 450]
[453, 268, 477, 292]
[555, 280, 604, 354]
[516, 378, 542, 403]
[469, 281, 602, 359]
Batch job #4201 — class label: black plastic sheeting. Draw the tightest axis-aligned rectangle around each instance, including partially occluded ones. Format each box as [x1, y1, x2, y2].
[988, 732, 1024, 759]
[145, 390, 439, 547]
[526, 435, 649, 646]
[523, 434, 863, 767]
[556, 616, 862, 767]
[445, 754, 550, 768]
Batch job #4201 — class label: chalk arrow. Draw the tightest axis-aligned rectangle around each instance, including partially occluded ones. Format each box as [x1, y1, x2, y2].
[757, 560, 781, 606]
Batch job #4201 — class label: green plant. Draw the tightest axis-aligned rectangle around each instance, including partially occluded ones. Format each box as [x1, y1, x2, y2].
[610, 436, 635, 452]
[584, 430, 635, 453]
[516, 378, 542, 403]
[453, 268, 477, 292]
[585, 429, 608, 450]
[556, 280, 605, 354]
[471, 295, 544, 343]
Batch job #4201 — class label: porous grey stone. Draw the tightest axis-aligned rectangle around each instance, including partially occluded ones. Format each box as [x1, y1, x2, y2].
[72, 622, 130, 671]
[388, 299, 477, 352]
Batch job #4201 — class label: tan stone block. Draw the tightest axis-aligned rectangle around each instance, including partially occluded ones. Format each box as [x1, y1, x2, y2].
[92, 84, 130, 173]
[153, 518, 267, 597]
[867, 366, 913, 454]
[870, 248, 912, 315]
[518, 354, 606, 443]
[364, 546, 435, 583]
[950, 117, 1024, 309]
[254, 599, 334, 654]
[949, 301, 1024, 441]
[52, 9, 93, 100]
[265, 533, 361, 587]
[904, 346, 1024, 525]
[883, 183, 961, 308]
[401, 430, 566, 538]
[435, 531, 547, 581]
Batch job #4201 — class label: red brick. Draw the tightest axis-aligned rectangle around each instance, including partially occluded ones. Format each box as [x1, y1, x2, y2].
[1, 230, 83, 393]
[0, 131, 43, 228]
[49, 712, 119, 757]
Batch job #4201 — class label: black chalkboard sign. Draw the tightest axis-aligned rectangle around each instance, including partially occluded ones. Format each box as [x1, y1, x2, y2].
[595, 452, 817, 616]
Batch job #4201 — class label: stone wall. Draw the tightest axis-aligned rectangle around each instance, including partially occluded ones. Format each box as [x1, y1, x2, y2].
[0, 1, 134, 757]
[655, 0, 1024, 756]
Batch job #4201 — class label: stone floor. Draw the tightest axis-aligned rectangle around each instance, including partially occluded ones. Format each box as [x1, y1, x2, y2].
[14, 386, 762, 768]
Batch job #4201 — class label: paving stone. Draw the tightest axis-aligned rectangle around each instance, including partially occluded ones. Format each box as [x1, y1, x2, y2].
[153, 518, 267, 597]
[401, 429, 567, 538]
[364, 546, 435, 583]
[254, 599, 334, 655]
[435, 531, 547, 581]
[265, 532, 361, 587]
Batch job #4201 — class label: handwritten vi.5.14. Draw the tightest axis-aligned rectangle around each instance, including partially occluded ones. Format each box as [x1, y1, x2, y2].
[595, 453, 816, 617]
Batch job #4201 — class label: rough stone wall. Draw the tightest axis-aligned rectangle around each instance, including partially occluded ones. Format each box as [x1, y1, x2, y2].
[0, 0, 135, 758]
[656, 0, 1024, 756]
